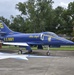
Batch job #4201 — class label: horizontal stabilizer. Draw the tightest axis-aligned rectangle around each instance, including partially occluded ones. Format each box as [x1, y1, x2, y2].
[0, 31, 6, 36]
[0, 32, 6, 34]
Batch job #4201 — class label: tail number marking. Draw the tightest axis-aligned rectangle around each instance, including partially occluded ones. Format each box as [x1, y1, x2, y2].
[4, 38, 14, 41]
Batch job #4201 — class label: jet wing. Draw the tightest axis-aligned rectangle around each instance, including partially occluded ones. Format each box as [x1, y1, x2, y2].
[3, 42, 29, 46]
[27, 42, 43, 45]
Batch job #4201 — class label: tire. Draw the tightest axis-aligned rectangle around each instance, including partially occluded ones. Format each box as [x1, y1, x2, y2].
[46, 52, 50, 56]
[18, 50, 22, 54]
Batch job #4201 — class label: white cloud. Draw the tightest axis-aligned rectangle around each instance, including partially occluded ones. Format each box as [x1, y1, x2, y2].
[53, 0, 74, 8]
[60, 2, 68, 8]
[0, 0, 26, 19]
[0, 0, 74, 19]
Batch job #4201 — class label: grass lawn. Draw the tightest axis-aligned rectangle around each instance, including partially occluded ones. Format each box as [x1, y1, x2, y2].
[0, 45, 74, 51]
[50, 46, 74, 51]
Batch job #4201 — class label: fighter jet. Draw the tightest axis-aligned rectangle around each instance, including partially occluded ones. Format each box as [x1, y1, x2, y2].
[0, 20, 74, 55]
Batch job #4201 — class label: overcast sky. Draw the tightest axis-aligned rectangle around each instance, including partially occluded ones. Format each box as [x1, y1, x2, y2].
[0, 0, 74, 19]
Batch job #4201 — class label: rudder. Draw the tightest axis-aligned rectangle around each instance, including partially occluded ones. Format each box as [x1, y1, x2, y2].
[0, 20, 13, 35]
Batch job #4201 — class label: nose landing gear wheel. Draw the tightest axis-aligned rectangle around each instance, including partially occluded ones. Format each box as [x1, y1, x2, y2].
[46, 46, 50, 56]
[46, 51, 50, 56]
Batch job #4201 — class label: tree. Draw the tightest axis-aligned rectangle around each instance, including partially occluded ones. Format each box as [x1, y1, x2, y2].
[10, 15, 28, 33]
[16, 0, 54, 32]
[67, 2, 74, 36]
[9, 0, 74, 36]
[0, 16, 10, 27]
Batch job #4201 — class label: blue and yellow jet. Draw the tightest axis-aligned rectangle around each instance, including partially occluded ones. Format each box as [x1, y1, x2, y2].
[0, 20, 74, 55]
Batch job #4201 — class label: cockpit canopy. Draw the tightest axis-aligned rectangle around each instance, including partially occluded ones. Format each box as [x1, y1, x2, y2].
[42, 32, 58, 37]
[40, 32, 58, 40]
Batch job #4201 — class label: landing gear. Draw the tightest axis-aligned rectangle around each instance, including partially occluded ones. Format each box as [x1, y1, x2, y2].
[46, 46, 50, 56]
[28, 50, 32, 54]
[18, 48, 23, 54]
[18, 50, 22, 54]
[18, 47, 32, 54]
[46, 51, 50, 56]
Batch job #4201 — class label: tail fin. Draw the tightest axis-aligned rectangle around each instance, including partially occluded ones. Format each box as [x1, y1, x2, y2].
[0, 20, 13, 35]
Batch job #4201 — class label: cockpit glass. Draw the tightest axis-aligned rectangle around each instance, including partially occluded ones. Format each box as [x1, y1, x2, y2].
[43, 32, 58, 37]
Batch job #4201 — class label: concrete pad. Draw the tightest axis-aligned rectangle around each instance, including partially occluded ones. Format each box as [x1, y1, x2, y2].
[0, 57, 74, 75]
[0, 50, 74, 75]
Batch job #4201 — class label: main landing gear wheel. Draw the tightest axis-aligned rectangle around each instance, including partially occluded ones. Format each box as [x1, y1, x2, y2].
[28, 50, 32, 54]
[18, 48, 23, 54]
[18, 50, 23, 54]
[18, 48, 32, 54]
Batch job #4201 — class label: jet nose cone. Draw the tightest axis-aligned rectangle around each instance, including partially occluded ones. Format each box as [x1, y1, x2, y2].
[61, 38, 74, 45]
[65, 40, 74, 45]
